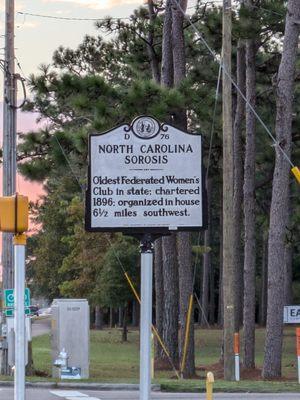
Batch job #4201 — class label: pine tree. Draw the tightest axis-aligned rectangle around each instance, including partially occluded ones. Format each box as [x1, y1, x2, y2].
[262, 0, 300, 379]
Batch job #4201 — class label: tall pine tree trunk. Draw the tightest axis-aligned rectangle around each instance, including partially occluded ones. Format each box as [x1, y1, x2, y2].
[243, 24, 257, 369]
[284, 243, 293, 306]
[201, 178, 212, 326]
[233, 40, 246, 330]
[172, 0, 195, 378]
[95, 306, 103, 330]
[262, 0, 300, 378]
[154, 238, 164, 359]
[201, 239, 210, 326]
[284, 199, 293, 306]
[177, 232, 195, 377]
[161, 0, 174, 88]
[160, 0, 179, 368]
[122, 304, 128, 343]
[118, 307, 123, 328]
[209, 257, 215, 325]
[259, 233, 268, 326]
[132, 300, 139, 327]
[147, 0, 160, 83]
[109, 307, 114, 328]
[162, 234, 179, 367]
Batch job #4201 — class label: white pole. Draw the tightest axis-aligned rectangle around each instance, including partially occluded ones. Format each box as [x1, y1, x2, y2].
[298, 355, 300, 384]
[234, 332, 240, 382]
[234, 354, 240, 381]
[140, 235, 153, 400]
[14, 240, 26, 400]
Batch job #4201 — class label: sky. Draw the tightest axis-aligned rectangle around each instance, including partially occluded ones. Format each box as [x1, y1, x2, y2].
[0, 0, 146, 271]
[0, 0, 144, 94]
[0, 0, 147, 192]
[0, 0, 145, 187]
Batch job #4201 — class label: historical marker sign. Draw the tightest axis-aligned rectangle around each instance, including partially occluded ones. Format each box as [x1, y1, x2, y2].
[85, 116, 204, 234]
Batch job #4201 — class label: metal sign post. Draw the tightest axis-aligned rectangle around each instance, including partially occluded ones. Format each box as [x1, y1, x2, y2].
[139, 234, 153, 400]
[14, 234, 26, 400]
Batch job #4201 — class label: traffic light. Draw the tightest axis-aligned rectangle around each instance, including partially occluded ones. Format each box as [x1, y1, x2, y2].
[0, 194, 29, 233]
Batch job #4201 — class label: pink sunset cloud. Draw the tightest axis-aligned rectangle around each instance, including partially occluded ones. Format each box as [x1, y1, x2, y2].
[0, 106, 44, 279]
[0, 105, 44, 204]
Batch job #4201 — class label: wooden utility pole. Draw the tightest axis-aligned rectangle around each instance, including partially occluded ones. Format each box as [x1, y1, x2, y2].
[2, 0, 16, 287]
[1, 0, 16, 375]
[222, 0, 235, 380]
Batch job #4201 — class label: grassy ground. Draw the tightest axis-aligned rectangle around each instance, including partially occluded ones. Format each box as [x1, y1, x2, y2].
[3, 326, 299, 392]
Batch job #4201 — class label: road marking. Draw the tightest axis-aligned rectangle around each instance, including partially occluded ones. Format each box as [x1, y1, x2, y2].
[66, 398, 101, 400]
[50, 391, 88, 397]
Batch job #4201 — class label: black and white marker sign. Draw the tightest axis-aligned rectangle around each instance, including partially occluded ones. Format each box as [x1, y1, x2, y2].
[85, 116, 204, 234]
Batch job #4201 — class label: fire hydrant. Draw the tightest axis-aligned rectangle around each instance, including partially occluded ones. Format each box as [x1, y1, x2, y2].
[53, 348, 68, 370]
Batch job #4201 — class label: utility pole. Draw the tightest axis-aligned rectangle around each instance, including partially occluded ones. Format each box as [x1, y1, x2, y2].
[3, 0, 16, 287]
[222, 0, 235, 380]
[1, 0, 16, 375]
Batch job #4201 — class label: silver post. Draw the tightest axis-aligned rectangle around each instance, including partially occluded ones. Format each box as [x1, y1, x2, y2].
[234, 354, 240, 381]
[14, 240, 26, 400]
[140, 234, 153, 400]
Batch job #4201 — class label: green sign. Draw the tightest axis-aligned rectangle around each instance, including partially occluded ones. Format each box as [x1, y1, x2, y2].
[4, 288, 30, 308]
[5, 307, 31, 317]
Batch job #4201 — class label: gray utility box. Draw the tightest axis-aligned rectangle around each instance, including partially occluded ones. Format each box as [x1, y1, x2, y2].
[51, 299, 89, 379]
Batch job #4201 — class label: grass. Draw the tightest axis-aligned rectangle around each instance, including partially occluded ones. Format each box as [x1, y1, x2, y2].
[2, 326, 299, 392]
[159, 379, 300, 393]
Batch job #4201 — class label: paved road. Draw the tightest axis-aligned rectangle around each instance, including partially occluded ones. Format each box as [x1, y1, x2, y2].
[1, 389, 300, 400]
[32, 317, 51, 337]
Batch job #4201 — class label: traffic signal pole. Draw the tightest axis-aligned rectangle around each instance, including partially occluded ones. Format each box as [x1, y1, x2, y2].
[14, 234, 26, 400]
[0, 194, 28, 399]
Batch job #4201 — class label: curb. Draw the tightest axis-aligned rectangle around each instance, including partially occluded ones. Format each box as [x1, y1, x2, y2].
[0, 381, 161, 391]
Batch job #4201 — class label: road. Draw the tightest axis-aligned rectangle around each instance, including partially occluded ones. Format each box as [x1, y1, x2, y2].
[32, 316, 51, 337]
[1, 389, 300, 400]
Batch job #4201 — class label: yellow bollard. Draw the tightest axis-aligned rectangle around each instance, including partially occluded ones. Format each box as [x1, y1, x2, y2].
[206, 371, 214, 400]
[151, 333, 154, 380]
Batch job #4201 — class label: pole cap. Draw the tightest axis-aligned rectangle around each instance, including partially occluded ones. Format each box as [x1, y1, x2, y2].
[206, 371, 214, 383]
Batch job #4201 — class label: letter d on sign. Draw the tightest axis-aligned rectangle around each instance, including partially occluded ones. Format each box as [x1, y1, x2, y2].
[124, 133, 130, 140]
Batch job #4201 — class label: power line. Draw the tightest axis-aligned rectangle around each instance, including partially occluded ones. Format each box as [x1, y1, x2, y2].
[252, 4, 285, 17]
[15, 55, 28, 81]
[17, 11, 130, 21]
[174, 0, 294, 168]
[15, 2, 285, 26]
[53, 133, 85, 193]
